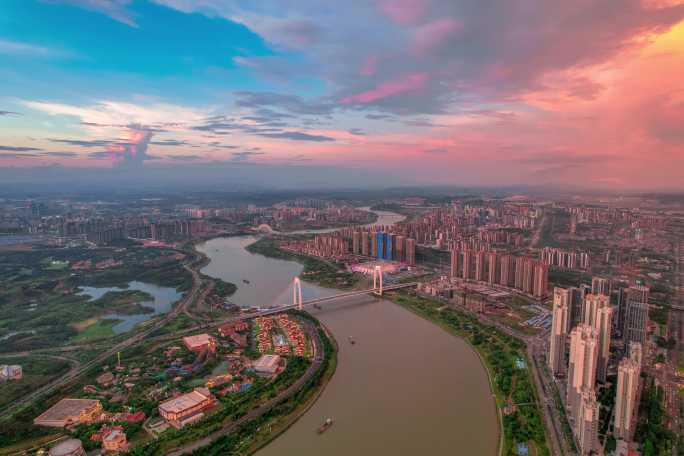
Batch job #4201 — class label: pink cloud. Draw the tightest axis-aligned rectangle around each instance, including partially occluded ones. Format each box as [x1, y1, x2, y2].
[412, 18, 463, 55]
[378, 0, 429, 25]
[340, 72, 429, 104]
[360, 56, 378, 76]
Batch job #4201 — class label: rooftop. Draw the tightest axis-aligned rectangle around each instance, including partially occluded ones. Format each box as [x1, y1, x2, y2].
[159, 388, 212, 414]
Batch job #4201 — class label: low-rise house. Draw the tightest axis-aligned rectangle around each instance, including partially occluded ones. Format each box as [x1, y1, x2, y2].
[182, 334, 217, 353]
[34, 399, 103, 428]
[158, 387, 216, 429]
[0, 365, 22, 381]
[102, 427, 128, 453]
[253, 354, 281, 375]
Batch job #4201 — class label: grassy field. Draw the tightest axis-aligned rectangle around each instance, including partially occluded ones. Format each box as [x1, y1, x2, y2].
[0, 356, 71, 411]
[0, 245, 192, 353]
[72, 318, 123, 342]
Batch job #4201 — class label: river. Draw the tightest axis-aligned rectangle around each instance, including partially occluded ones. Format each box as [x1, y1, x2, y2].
[196, 233, 499, 455]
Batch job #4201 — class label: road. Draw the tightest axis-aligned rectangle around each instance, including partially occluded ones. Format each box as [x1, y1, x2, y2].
[0, 254, 207, 419]
[166, 317, 326, 455]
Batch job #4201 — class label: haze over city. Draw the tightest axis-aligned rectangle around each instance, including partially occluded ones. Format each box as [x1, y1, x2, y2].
[1, 0, 683, 190]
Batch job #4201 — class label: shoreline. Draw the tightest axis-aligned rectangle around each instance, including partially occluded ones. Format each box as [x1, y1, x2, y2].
[246, 320, 338, 455]
[388, 293, 504, 456]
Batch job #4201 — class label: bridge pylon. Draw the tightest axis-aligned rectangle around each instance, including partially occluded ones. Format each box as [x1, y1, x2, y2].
[293, 277, 303, 310]
[372, 265, 383, 296]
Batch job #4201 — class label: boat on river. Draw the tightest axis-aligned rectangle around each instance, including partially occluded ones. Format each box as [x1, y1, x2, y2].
[348, 336, 356, 345]
[317, 418, 333, 434]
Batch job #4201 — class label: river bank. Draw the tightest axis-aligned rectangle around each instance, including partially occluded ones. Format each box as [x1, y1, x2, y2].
[386, 291, 549, 456]
[196, 235, 499, 455]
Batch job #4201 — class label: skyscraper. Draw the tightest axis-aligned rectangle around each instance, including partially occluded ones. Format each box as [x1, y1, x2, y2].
[514, 256, 525, 289]
[406, 238, 416, 266]
[549, 287, 571, 377]
[624, 286, 649, 347]
[582, 293, 609, 327]
[533, 263, 548, 298]
[569, 287, 585, 328]
[522, 258, 534, 293]
[591, 277, 611, 296]
[628, 341, 643, 373]
[614, 357, 639, 440]
[450, 248, 460, 278]
[595, 305, 614, 383]
[567, 324, 599, 420]
[474, 251, 485, 281]
[361, 232, 369, 256]
[499, 255, 512, 287]
[487, 252, 498, 284]
[352, 231, 361, 255]
[462, 249, 472, 280]
[576, 388, 600, 456]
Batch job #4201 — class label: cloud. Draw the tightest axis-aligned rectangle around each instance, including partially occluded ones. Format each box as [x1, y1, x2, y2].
[0, 146, 42, 152]
[51, 0, 137, 27]
[0, 153, 40, 159]
[42, 151, 78, 157]
[341, 73, 429, 104]
[150, 139, 190, 147]
[48, 138, 119, 148]
[231, 151, 265, 162]
[255, 131, 334, 142]
[0, 110, 21, 116]
[234, 91, 335, 116]
[0, 39, 57, 57]
[423, 148, 448, 154]
[167, 154, 202, 161]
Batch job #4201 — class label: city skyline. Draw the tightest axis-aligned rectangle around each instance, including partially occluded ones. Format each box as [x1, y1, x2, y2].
[1, 0, 684, 190]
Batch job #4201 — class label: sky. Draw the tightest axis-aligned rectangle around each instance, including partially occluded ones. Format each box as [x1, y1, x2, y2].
[0, 0, 683, 190]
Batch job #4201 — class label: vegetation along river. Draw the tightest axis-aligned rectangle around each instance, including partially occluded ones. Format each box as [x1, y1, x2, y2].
[196, 233, 499, 455]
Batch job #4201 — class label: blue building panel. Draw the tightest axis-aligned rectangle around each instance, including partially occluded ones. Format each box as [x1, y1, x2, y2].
[376, 232, 384, 259]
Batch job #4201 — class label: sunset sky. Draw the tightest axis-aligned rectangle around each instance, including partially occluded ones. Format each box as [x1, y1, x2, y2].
[1, 0, 683, 189]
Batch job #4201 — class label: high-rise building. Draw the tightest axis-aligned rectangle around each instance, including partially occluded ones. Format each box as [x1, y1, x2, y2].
[614, 357, 639, 440]
[628, 341, 643, 373]
[371, 232, 378, 257]
[352, 231, 361, 255]
[487, 252, 498, 284]
[549, 288, 571, 376]
[576, 388, 600, 456]
[567, 324, 599, 420]
[474, 251, 485, 281]
[462, 250, 472, 280]
[450, 248, 460, 278]
[582, 293, 609, 327]
[361, 232, 369, 256]
[499, 255, 513, 287]
[591, 277, 611, 296]
[569, 287, 585, 328]
[514, 256, 525, 289]
[523, 258, 535, 294]
[595, 305, 614, 383]
[616, 287, 627, 335]
[624, 286, 649, 347]
[406, 238, 416, 266]
[533, 263, 548, 298]
[395, 235, 405, 263]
